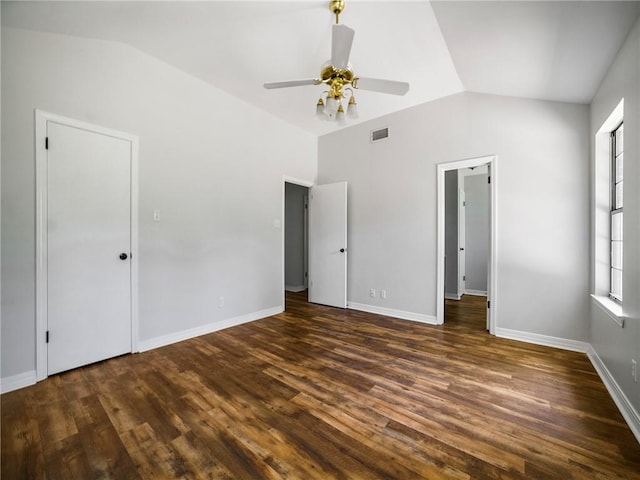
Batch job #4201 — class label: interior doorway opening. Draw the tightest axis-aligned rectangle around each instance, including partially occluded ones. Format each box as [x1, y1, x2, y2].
[444, 165, 490, 330]
[282, 177, 349, 311]
[284, 182, 310, 305]
[436, 155, 497, 333]
[282, 177, 313, 310]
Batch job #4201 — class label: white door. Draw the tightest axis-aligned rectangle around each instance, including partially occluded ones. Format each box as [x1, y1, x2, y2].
[47, 121, 133, 375]
[458, 188, 466, 297]
[308, 182, 347, 308]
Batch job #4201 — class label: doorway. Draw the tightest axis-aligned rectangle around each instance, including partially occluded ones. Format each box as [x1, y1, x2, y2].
[35, 111, 139, 380]
[282, 177, 348, 310]
[436, 155, 496, 333]
[284, 182, 310, 295]
[283, 178, 313, 309]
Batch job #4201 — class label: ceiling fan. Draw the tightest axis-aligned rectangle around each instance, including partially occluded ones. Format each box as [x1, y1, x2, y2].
[263, 0, 410, 122]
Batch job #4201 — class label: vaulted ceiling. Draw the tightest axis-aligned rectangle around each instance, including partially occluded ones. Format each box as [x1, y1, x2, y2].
[2, 1, 639, 136]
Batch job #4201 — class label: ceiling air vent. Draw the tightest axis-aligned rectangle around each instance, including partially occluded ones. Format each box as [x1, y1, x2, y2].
[370, 127, 389, 143]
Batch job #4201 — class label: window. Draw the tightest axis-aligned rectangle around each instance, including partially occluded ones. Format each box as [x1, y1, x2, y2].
[593, 100, 623, 325]
[610, 122, 623, 302]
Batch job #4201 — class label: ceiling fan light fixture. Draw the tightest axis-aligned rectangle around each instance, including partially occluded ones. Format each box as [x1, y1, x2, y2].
[346, 91, 358, 119]
[325, 95, 340, 119]
[263, 0, 409, 125]
[336, 103, 346, 124]
[316, 97, 326, 118]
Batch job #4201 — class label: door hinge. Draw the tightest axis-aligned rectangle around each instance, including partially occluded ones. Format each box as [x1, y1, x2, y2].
[463, 275, 466, 281]
[488, 176, 491, 184]
[463, 201, 466, 207]
[487, 301, 491, 309]
[45, 137, 49, 150]
[46, 331, 50, 343]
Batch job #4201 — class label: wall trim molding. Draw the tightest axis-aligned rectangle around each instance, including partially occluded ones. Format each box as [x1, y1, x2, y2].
[587, 345, 640, 444]
[464, 290, 487, 297]
[1, 370, 37, 394]
[138, 306, 283, 352]
[445, 293, 461, 300]
[347, 302, 437, 325]
[285, 285, 306, 293]
[590, 294, 625, 328]
[494, 327, 589, 353]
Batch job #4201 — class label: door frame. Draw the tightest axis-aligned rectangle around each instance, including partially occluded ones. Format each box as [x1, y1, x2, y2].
[282, 176, 314, 308]
[436, 155, 497, 333]
[34, 110, 139, 381]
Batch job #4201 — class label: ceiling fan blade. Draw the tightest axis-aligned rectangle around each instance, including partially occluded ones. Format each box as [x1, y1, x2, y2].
[263, 79, 319, 89]
[354, 77, 410, 96]
[331, 24, 355, 69]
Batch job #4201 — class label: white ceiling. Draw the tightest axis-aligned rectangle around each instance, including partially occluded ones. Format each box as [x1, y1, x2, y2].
[2, 1, 639, 136]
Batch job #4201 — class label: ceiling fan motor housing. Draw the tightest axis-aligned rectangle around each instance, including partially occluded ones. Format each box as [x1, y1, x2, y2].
[321, 64, 355, 98]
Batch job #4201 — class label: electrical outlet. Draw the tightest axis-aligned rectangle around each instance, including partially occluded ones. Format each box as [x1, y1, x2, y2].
[632, 359, 637, 383]
[369, 288, 376, 298]
[380, 290, 387, 299]
[218, 296, 224, 308]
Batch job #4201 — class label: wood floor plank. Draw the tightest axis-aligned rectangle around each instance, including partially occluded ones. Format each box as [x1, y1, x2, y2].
[0, 409, 47, 480]
[3, 292, 640, 479]
[71, 395, 142, 479]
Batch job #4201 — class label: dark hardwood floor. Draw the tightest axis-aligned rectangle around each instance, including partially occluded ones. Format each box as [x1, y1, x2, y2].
[3, 292, 640, 479]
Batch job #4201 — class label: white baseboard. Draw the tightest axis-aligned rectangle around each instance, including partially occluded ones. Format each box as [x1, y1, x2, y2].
[494, 327, 590, 353]
[445, 293, 461, 300]
[464, 290, 487, 297]
[138, 306, 283, 352]
[285, 285, 306, 293]
[587, 346, 640, 444]
[1, 370, 36, 394]
[491, 328, 640, 444]
[347, 302, 438, 325]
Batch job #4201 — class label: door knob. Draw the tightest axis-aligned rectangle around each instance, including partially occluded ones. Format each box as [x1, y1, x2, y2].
[119, 253, 128, 260]
[340, 248, 345, 253]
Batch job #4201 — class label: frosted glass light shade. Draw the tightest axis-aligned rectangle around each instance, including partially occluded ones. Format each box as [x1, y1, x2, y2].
[325, 97, 339, 119]
[346, 98, 358, 119]
[316, 98, 325, 118]
[336, 104, 346, 124]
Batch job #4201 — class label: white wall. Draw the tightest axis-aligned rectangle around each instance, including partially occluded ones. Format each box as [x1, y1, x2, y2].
[590, 20, 640, 414]
[1, 28, 317, 381]
[318, 91, 589, 340]
[285, 183, 307, 291]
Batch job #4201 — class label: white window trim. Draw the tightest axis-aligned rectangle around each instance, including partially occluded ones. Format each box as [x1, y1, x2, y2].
[591, 294, 625, 328]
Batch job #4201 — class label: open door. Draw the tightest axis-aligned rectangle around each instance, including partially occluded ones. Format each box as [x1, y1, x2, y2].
[458, 188, 466, 298]
[486, 164, 492, 330]
[308, 182, 347, 308]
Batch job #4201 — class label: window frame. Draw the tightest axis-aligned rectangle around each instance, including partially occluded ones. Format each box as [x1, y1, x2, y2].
[609, 121, 623, 303]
